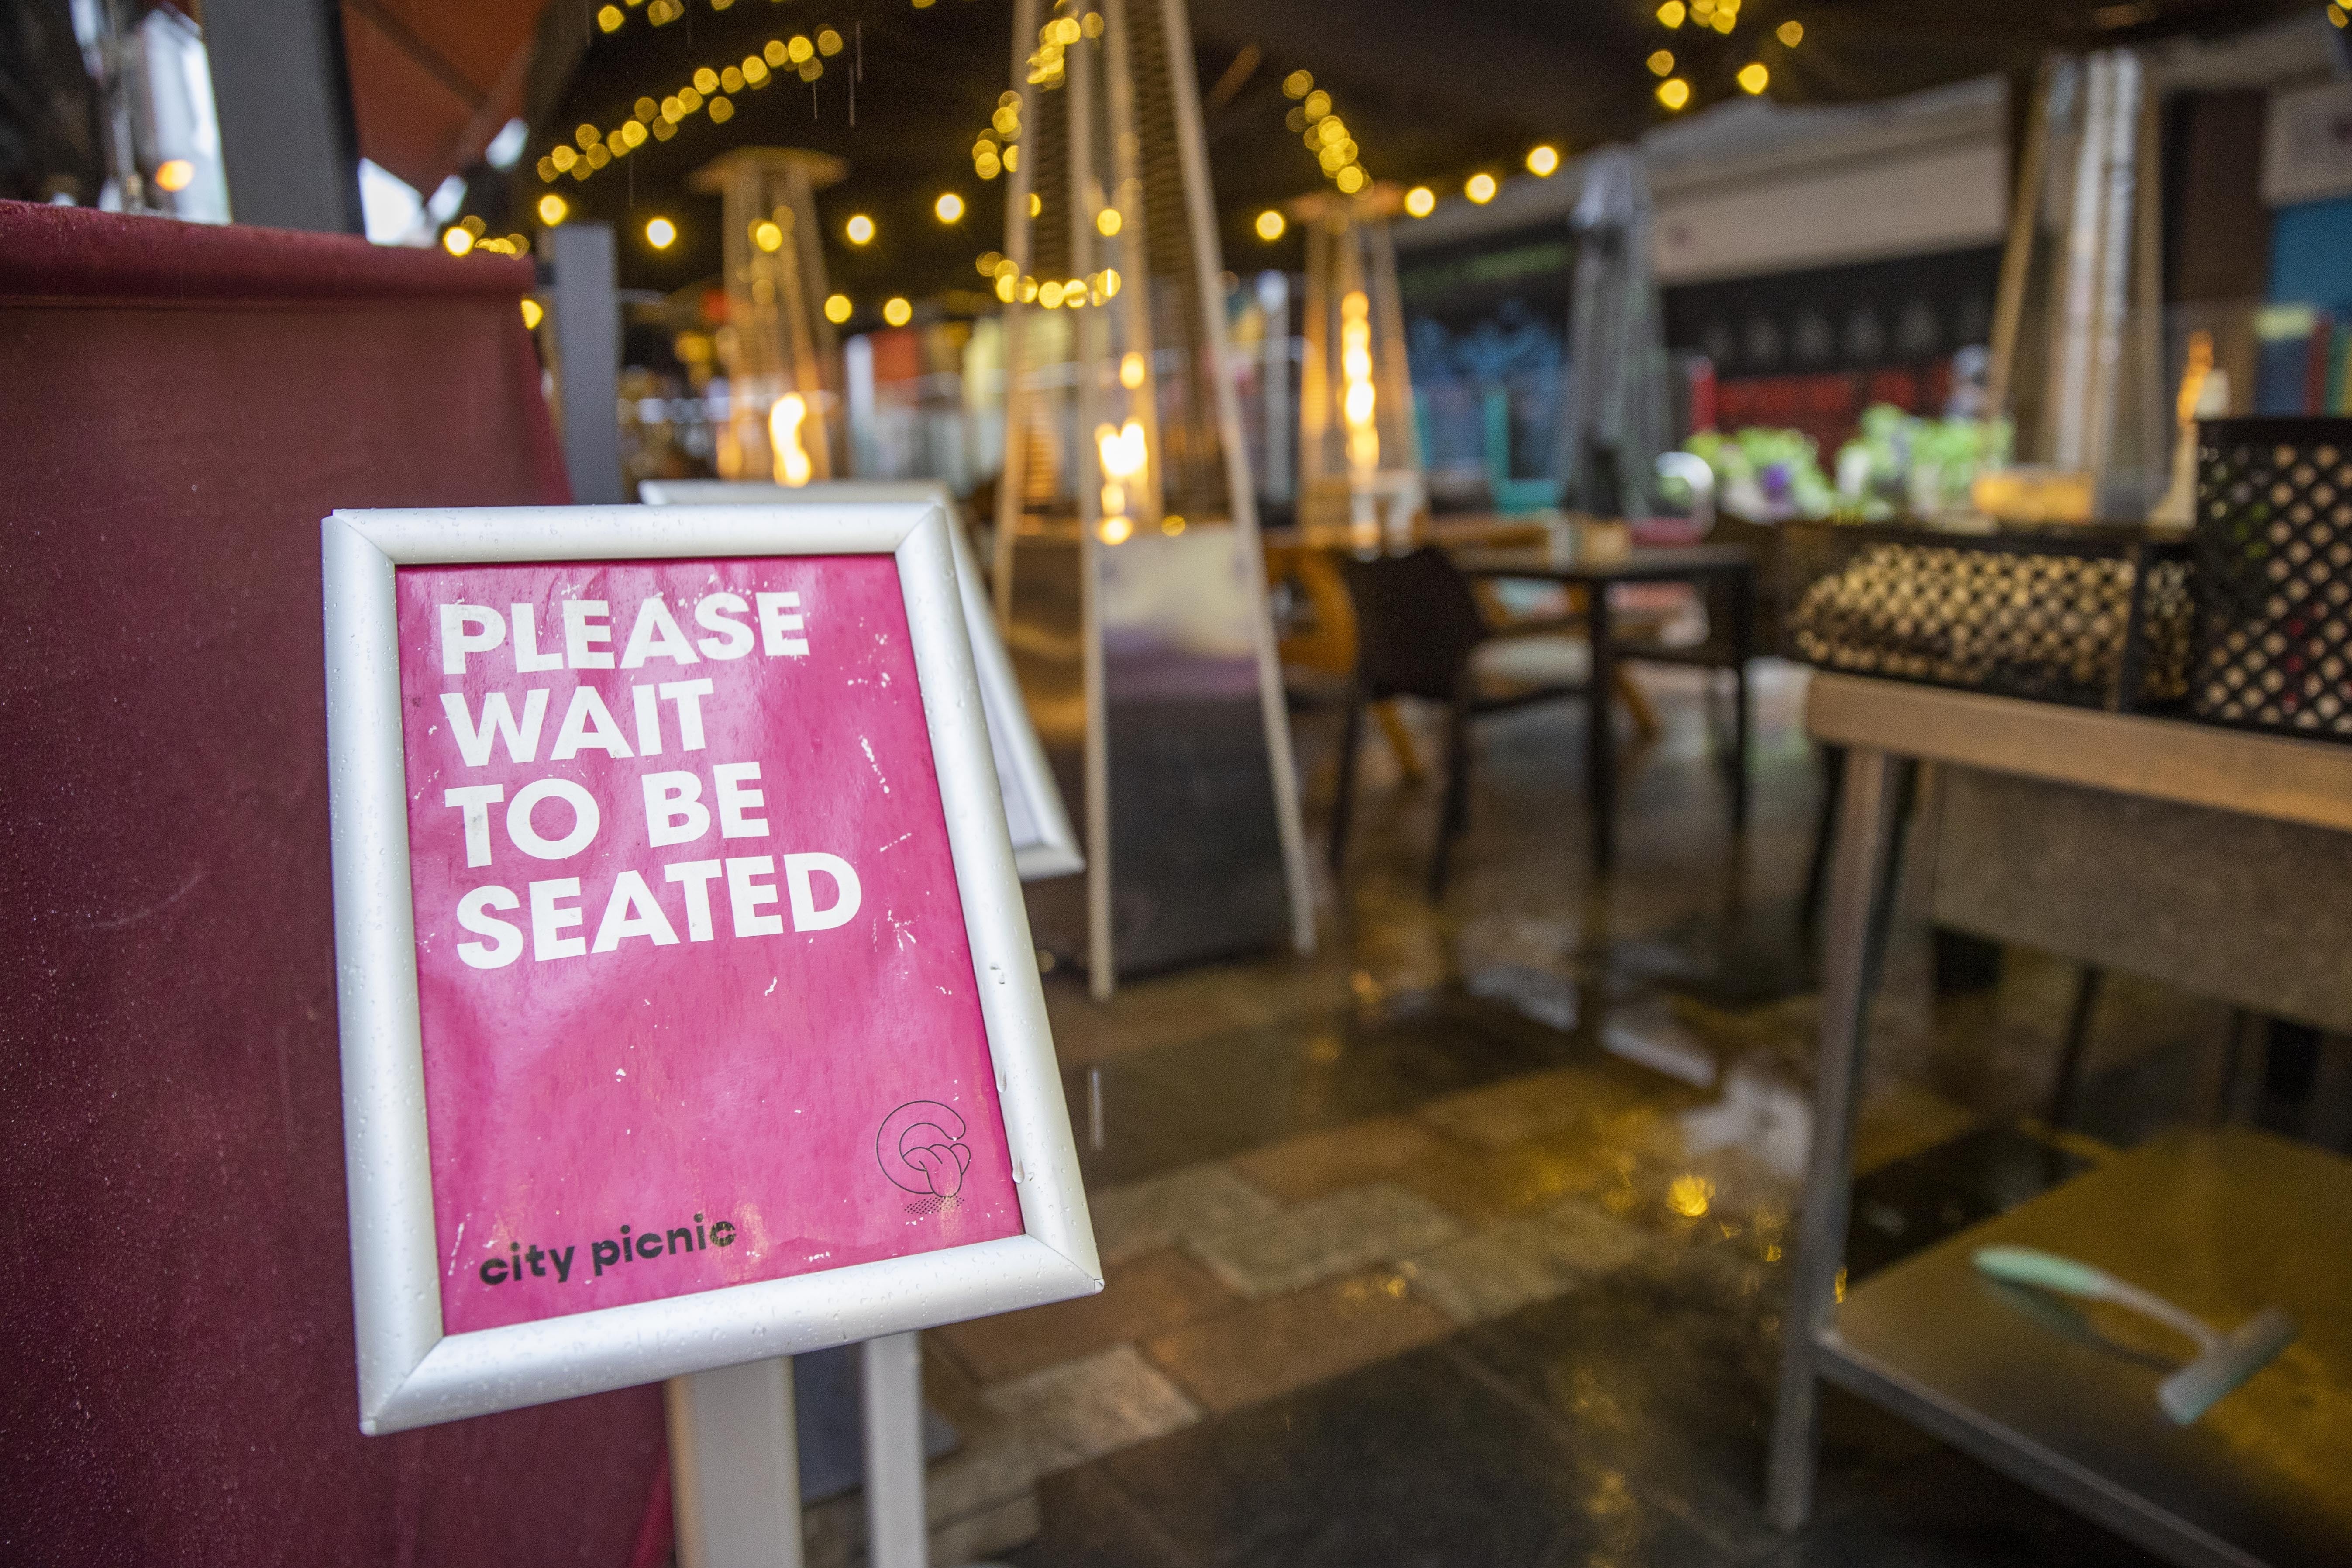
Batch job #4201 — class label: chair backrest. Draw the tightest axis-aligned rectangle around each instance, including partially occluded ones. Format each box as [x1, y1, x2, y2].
[1340, 546, 1491, 701]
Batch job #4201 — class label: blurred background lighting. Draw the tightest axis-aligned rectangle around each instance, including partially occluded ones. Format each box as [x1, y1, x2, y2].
[1649, 48, 1676, 75]
[1657, 1, 1686, 25]
[1404, 185, 1435, 217]
[519, 298, 543, 330]
[154, 159, 194, 193]
[441, 227, 473, 256]
[935, 192, 965, 223]
[1465, 172, 1497, 204]
[882, 296, 913, 327]
[1255, 208, 1286, 241]
[753, 219, 784, 251]
[1658, 76, 1692, 110]
[537, 193, 568, 226]
[645, 216, 676, 248]
[824, 293, 853, 322]
[1777, 18, 1804, 44]
[1525, 145, 1558, 177]
[845, 214, 875, 244]
[1738, 61, 1770, 93]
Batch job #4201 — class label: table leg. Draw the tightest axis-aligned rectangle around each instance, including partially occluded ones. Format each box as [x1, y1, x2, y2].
[862, 1333, 930, 1568]
[1588, 584, 1616, 872]
[1766, 747, 1908, 1532]
[668, 1358, 803, 1568]
[1730, 572, 1753, 833]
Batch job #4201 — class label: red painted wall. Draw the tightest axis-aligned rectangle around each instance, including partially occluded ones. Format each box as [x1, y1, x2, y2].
[0, 203, 664, 1568]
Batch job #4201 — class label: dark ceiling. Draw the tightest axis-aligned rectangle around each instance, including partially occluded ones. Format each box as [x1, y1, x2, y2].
[494, 0, 2315, 326]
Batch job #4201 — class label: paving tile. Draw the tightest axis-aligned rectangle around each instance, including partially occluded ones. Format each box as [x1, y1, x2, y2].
[937, 1251, 1241, 1385]
[1086, 1163, 1280, 1268]
[1415, 1061, 1672, 1151]
[1391, 1123, 1630, 1225]
[1227, 1114, 1448, 1203]
[1006, 1465, 1201, 1568]
[1103, 1339, 1738, 1568]
[1185, 1183, 1462, 1300]
[1139, 1268, 1455, 1415]
[1403, 1195, 1658, 1324]
[981, 1345, 1202, 1475]
[1450, 1248, 1927, 1561]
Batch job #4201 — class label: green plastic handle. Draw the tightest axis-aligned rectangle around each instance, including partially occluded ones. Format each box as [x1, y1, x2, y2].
[1972, 1245, 2111, 1299]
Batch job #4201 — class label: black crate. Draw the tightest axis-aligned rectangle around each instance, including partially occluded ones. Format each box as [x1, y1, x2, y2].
[2190, 417, 2352, 741]
[1788, 521, 2192, 711]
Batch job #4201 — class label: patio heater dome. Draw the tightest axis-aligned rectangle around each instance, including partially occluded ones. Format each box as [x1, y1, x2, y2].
[1288, 182, 1423, 551]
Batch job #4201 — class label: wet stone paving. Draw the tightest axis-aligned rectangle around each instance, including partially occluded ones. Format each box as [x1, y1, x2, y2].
[916, 663, 2229, 1568]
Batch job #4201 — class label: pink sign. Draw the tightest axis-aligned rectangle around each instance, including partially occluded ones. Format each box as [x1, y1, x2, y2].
[393, 555, 1022, 1335]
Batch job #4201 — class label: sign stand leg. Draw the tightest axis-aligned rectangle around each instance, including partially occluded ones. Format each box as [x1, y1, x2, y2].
[861, 1333, 929, 1568]
[668, 1358, 804, 1568]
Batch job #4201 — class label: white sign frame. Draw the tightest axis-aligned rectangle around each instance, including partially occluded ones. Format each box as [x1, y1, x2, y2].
[321, 501, 1099, 1436]
[639, 479, 1083, 882]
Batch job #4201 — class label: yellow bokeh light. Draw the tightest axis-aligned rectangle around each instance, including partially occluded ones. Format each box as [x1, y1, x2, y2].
[1738, 61, 1769, 94]
[1098, 515, 1133, 545]
[576, 124, 599, 149]
[1161, 514, 1186, 536]
[1334, 165, 1365, 194]
[520, 298, 544, 330]
[995, 273, 1017, 302]
[770, 393, 812, 486]
[1526, 144, 1559, 177]
[818, 26, 844, 53]
[1777, 18, 1803, 45]
[823, 293, 853, 323]
[936, 192, 965, 224]
[1657, 77, 1692, 110]
[788, 34, 813, 62]
[1101, 268, 1121, 296]
[2332, 3, 2348, 27]
[1666, 1175, 1715, 1219]
[645, 216, 677, 249]
[154, 158, 195, 192]
[1711, 8, 1734, 31]
[621, 120, 647, 148]
[1302, 90, 1330, 121]
[1649, 48, 1675, 75]
[1029, 192, 1042, 217]
[597, 4, 623, 30]
[1096, 207, 1122, 237]
[1282, 69, 1312, 98]
[1120, 351, 1147, 389]
[1254, 208, 1286, 241]
[1465, 172, 1497, 204]
[1039, 281, 1065, 307]
[845, 214, 875, 245]
[538, 193, 568, 226]
[1658, 0, 1685, 24]
[744, 56, 769, 85]
[753, 219, 784, 252]
[694, 67, 719, 93]
[708, 96, 733, 123]
[442, 227, 475, 257]
[882, 296, 912, 327]
[1403, 185, 1435, 217]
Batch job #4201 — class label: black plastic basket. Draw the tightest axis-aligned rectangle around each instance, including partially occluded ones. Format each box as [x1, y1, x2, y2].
[1788, 521, 2192, 712]
[2190, 417, 2352, 742]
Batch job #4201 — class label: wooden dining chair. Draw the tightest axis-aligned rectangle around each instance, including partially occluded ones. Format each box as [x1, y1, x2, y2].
[1329, 546, 1588, 897]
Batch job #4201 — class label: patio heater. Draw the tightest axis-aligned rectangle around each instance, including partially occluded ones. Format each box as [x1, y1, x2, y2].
[990, 0, 1314, 997]
[689, 147, 847, 486]
[1290, 183, 1424, 551]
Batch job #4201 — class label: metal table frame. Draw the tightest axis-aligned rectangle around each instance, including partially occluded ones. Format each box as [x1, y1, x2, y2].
[1767, 673, 2352, 1565]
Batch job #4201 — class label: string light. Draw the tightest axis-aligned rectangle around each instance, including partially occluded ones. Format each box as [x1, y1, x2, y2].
[935, 192, 965, 223]
[770, 394, 812, 486]
[1095, 207, 1122, 236]
[1738, 61, 1769, 94]
[1282, 69, 1313, 97]
[1255, 209, 1286, 241]
[1657, 1, 1685, 24]
[442, 227, 474, 256]
[520, 298, 544, 330]
[538, 193, 568, 226]
[845, 214, 875, 245]
[1649, 49, 1676, 75]
[883, 296, 912, 327]
[824, 293, 853, 323]
[645, 216, 677, 248]
[2331, 3, 2348, 27]
[1657, 76, 1691, 110]
[1283, 71, 1369, 195]
[154, 159, 194, 192]
[753, 219, 784, 251]
[1777, 19, 1803, 44]
[1526, 145, 1559, 177]
[1120, 351, 1147, 389]
[1404, 185, 1435, 217]
[1465, 172, 1497, 204]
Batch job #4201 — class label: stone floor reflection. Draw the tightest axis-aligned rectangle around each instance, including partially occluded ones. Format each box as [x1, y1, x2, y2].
[937, 662, 2225, 1568]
